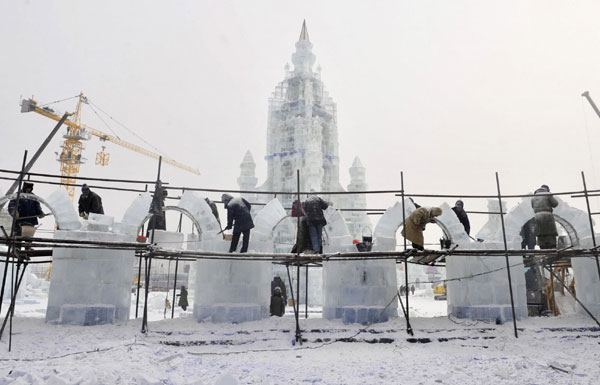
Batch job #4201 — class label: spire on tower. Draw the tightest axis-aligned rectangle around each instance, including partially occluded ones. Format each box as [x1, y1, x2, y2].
[299, 20, 310, 42]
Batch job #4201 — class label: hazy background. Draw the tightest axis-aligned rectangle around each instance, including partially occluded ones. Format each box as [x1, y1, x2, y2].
[2, 0, 600, 235]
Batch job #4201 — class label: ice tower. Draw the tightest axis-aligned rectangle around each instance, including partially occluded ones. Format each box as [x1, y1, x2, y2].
[238, 21, 370, 241]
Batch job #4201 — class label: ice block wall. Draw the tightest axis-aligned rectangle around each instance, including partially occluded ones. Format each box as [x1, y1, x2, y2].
[449, 199, 527, 322]
[323, 207, 397, 324]
[192, 199, 277, 323]
[43, 188, 81, 230]
[571, 236, 600, 317]
[46, 224, 136, 325]
[446, 240, 528, 322]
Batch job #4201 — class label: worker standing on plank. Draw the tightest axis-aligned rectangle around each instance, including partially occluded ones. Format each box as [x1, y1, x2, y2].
[303, 195, 330, 253]
[8, 182, 45, 236]
[78, 184, 104, 219]
[401, 207, 443, 250]
[531, 184, 559, 249]
[221, 193, 254, 253]
[451, 200, 471, 235]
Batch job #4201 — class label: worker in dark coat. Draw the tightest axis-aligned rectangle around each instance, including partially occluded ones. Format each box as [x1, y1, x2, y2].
[291, 217, 313, 254]
[451, 200, 471, 235]
[271, 276, 288, 304]
[520, 219, 536, 250]
[78, 184, 104, 218]
[270, 286, 286, 317]
[8, 182, 45, 236]
[147, 189, 168, 232]
[221, 193, 254, 253]
[177, 285, 189, 311]
[303, 195, 330, 253]
[531, 185, 559, 249]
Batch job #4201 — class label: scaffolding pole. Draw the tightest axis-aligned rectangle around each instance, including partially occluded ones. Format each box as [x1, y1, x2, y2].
[496, 172, 518, 338]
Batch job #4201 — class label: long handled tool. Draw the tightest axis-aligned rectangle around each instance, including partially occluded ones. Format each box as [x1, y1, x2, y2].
[13, 213, 53, 221]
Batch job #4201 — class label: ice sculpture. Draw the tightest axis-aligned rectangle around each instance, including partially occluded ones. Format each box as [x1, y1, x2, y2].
[192, 198, 274, 323]
[178, 191, 221, 241]
[46, 229, 136, 325]
[322, 206, 397, 324]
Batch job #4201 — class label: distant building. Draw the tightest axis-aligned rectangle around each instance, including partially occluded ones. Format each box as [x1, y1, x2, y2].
[237, 21, 370, 245]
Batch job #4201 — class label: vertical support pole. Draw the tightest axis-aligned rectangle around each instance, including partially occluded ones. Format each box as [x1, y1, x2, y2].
[171, 257, 179, 319]
[549, 263, 556, 315]
[305, 264, 309, 319]
[285, 263, 296, 317]
[136, 186, 148, 319]
[0, 262, 28, 348]
[294, 169, 302, 344]
[142, 156, 162, 334]
[0, 151, 28, 316]
[135, 249, 143, 318]
[495, 172, 518, 338]
[8, 259, 20, 351]
[400, 171, 410, 334]
[581, 171, 600, 282]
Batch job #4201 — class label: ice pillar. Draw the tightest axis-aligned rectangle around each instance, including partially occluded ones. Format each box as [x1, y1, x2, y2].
[192, 199, 279, 323]
[322, 207, 398, 323]
[46, 225, 136, 325]
[572, 236, 600, 317]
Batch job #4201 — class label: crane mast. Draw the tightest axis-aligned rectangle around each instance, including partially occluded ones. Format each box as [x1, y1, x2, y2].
[21, 94, 201, 200]
[582, 91, 600, 120]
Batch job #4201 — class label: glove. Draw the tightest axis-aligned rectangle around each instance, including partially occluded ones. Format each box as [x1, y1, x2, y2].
[224, 225, 232, 231]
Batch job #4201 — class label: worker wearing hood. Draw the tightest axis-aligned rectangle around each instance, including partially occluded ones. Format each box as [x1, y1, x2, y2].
[531, 185, 559, 249]
[221, 193, 254, 253]
[401, 207, 443, 250]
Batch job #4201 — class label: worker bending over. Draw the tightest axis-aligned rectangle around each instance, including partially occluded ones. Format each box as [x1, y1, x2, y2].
[401, 207, 443, 250]
[78, 184, 104, 219]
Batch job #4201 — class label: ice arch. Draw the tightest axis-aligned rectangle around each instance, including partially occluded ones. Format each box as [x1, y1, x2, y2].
[483, 196, 600, 318]
[0, 188, 81, 230]
[372, 200, 470, 250]
[119, 191, 222, 241]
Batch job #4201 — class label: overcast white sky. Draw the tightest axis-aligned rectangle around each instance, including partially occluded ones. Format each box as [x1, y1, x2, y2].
[2, 0, 600, 233]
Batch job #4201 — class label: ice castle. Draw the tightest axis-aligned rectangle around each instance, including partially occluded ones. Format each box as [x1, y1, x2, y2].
[236, 21, 371, 243]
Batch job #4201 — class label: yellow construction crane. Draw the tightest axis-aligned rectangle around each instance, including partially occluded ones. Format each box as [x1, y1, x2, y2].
[20, 93, 201, 199]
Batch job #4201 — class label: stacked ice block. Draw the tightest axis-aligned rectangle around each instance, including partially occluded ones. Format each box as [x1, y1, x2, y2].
[44, 188, 81, 230]
[192, 198, 272, 323]
[572, 236, 600, 317]
[323, 207, 397, 323]
[46, 230, 136, 325]
[121, 192, 153, 227]
[447, 239, 527, 322]
[178, 191, 221, 241]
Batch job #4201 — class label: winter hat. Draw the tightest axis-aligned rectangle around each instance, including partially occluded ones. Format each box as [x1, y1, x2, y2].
[81, 183, 89, 191]
[23, 182, 34, 191]
[430, 207, 443, 217]
[221, 193, 233, 205]
[455, 200, 464, 207]
[274, 286, 282, 294]
[541, 184, 550, 191]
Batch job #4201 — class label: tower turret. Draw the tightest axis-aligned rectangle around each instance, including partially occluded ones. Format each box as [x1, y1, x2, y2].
[238, 150, 258, 191]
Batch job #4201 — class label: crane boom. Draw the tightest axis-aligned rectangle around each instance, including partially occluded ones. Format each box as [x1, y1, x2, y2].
[21, 98, 201, 176]
[582, 91, 600, 120]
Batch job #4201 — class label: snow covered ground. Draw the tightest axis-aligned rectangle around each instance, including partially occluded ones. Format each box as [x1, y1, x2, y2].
[0, 278, 598, 384]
